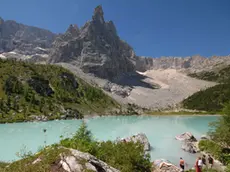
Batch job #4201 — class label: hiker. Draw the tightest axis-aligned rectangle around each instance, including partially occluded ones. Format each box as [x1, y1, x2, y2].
[208, 155, 214, 169]
[179, 157, 185, 171]
[202, 155, 206, 168]
[195, 157, 202, 172]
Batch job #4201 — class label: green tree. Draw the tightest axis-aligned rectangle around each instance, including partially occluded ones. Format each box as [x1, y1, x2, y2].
[73, 121, 93, 142]
[13, 98, 19, 111]
[209, 103, 230, 147]
[39, 98, 45, 112]
[6, 96, 11, 108]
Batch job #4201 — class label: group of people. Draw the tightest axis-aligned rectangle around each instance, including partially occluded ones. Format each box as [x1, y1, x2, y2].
[179, 155, 214, 172]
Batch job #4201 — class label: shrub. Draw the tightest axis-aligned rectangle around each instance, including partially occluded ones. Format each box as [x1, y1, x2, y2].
[60, 122, 152, 172]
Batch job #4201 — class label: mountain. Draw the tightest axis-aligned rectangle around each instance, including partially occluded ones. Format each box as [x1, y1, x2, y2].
[0, 59, 119, 123]
[49, 5, 136, 80]
[0, 17, 56, 54]
[0, 16, 56, 61]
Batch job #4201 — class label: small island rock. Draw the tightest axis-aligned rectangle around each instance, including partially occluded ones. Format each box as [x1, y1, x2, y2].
[119, 133, 151, 151]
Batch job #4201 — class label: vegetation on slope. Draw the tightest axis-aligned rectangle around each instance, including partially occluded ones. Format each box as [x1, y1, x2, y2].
[0, 59, 119, 123]
[0, 122, 152, 172]
[197, 103, 230, 171]
[183, 65, 230, 112]
[188, 65, 230, 83]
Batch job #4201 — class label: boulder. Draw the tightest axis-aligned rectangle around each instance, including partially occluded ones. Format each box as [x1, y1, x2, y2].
[175, 132, 197, 142]
[60, 149, 120, 172]
[176, 132, 199, 154]
[153, 159, 181, 172]
[119, 133, 151, 151]
[181, 140, 199, 153]
[103, 82, 132, 98]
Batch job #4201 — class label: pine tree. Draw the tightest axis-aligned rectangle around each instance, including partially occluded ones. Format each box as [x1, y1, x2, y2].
[6, 96, 11, 108]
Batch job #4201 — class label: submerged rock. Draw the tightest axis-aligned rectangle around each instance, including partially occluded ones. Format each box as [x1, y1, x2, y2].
[119, 133, 151, 151]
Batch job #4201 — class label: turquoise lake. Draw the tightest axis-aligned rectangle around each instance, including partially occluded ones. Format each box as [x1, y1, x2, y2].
[0, 115, 218, 168]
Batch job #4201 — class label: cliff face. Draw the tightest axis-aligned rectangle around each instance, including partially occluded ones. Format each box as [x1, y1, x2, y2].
[135, 55, 230, 72]
[0, 17, 56, 55]
[49, 5, 136, 80]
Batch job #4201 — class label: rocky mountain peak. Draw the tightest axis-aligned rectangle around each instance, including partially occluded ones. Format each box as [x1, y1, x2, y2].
[66, 24, 80, 37]
[92, 5, 105, 24]
[49, 5, 135, 80]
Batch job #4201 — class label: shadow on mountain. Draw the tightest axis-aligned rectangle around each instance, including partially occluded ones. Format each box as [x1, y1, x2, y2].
[111, 71, 158, 89]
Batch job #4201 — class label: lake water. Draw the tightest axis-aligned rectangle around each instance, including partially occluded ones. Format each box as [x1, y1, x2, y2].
[0, 115, 218, 168]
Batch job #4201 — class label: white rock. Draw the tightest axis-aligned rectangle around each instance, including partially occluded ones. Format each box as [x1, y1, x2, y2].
[60, 149, 120, 172]
[32, 158, 42, 164]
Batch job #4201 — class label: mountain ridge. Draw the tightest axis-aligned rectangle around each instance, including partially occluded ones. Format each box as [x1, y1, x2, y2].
[1, 6, 230, 75]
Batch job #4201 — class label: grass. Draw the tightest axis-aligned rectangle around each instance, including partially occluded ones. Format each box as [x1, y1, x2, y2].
[1, 146, 70, 172]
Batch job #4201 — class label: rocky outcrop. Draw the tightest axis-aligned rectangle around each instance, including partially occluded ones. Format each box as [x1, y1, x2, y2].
[0, 17, 56, 55]
[181, 140, 199, 153]
[60, 149, 120, 172]
[176, 132, 199, 153]
[27, 76, 54, 96]
[49, 5, 135, 80]
[32, 148, 120, 172]
[103, 82, 132, 98]
[175, 132, 197, 142]
[60, 72, 79, 91]
[119, 133, 151, 151]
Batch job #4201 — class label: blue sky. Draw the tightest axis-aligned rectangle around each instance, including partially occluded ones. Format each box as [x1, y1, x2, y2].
[1, 0, 230, 57]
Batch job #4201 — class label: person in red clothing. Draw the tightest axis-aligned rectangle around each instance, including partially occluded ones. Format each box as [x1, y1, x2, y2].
[195, 157, 202, 172]
[179, 157, 185, 171]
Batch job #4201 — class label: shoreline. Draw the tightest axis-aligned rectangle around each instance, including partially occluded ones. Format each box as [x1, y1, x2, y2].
[0, 113, 221, 124]
[144, 113, 221, 116]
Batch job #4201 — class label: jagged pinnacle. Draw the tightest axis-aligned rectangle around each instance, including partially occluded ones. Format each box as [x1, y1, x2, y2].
[92, 5, 104, 23]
